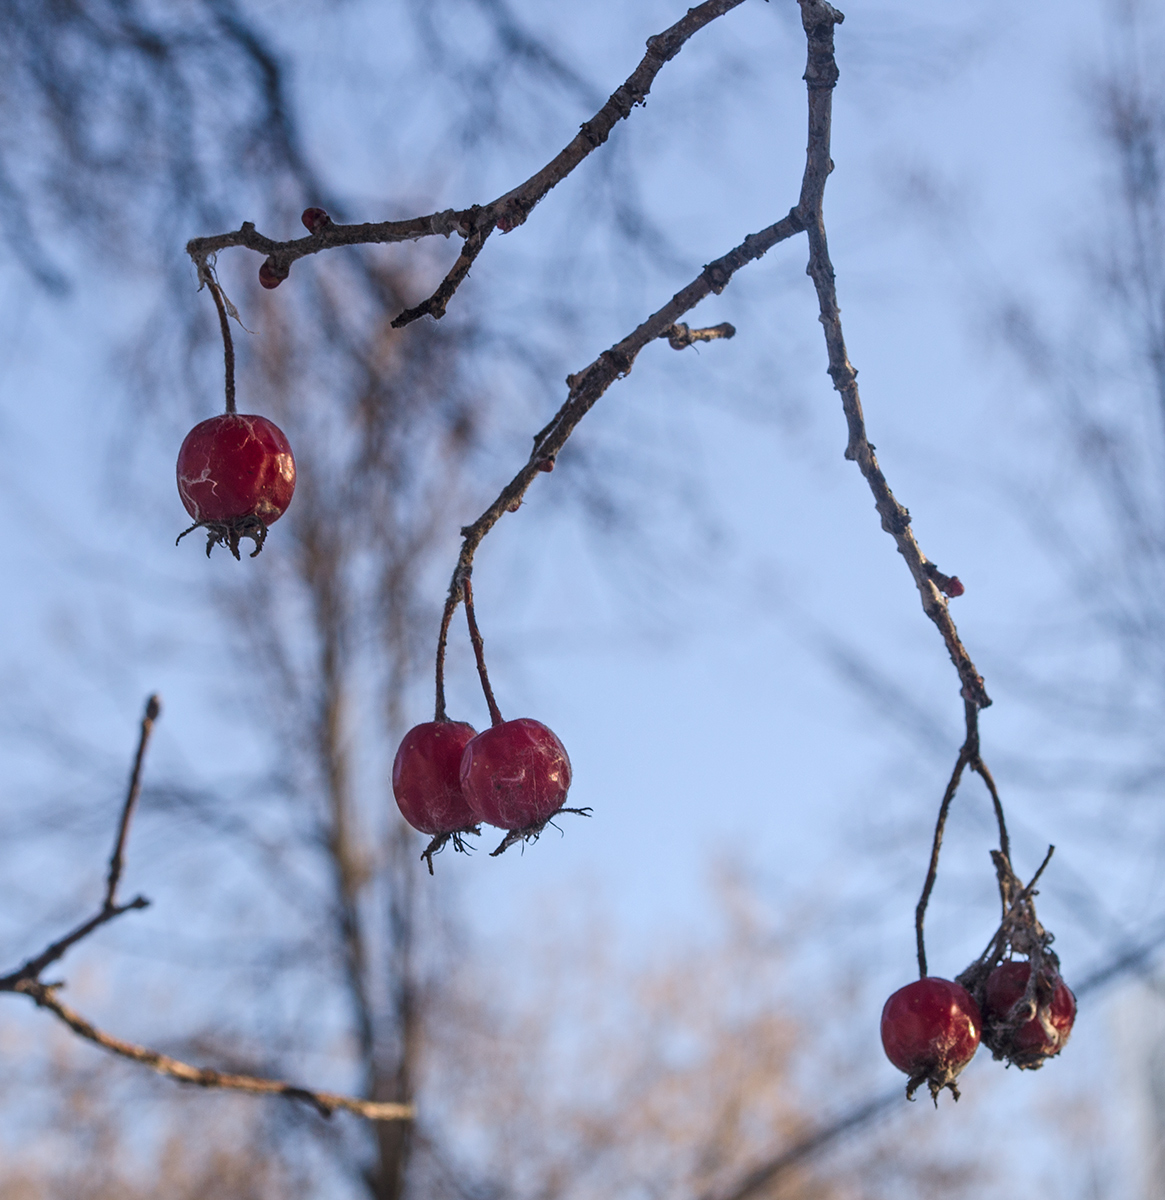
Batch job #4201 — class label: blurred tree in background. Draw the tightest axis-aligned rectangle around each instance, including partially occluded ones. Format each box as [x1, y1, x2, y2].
[0, 1, 1162, 1198]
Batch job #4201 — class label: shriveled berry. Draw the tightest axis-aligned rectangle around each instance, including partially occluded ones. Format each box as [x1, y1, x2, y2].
[259, 258, 289, 289]
[460, 718, 571, 832]
[301, 207, 332, 234]
[176, 413, 295, 558]
[881, 977, 981, 1102]
[393, 721, 478, 835]
[982, 960, 1075, 1069]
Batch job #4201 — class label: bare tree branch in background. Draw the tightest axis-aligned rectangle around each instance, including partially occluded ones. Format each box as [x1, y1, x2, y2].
[0, 698, 412, 1125]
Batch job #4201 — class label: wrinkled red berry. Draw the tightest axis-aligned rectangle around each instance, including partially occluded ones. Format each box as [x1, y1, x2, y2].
[460, 718, 572, 831]
[259, 258, 289, 289]
[982, 960, 1075, 1068]
[301, 207, 332, 234]
[881, 977, 981, 1102]
[176, 413, 296, 558]
[393, 721, 478, 835]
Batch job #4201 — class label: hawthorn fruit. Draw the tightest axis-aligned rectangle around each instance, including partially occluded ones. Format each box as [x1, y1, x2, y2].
[176, 413, 296, 558]
[981, 959, 1076, 1069]
[881, 977, 981, 1102]
[393, 721, 479, 836]
[460, 718, 572, 832]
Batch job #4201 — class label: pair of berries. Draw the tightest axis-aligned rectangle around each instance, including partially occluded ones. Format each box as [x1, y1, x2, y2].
[392, 718, 573, 861]
[880, 963, 1076, 1102]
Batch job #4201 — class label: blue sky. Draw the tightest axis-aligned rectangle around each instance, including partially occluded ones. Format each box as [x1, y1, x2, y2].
[0, 0, 1159, 1193]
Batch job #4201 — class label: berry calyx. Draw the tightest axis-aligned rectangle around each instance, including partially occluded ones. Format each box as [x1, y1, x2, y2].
[460, 718, 580, 853]
[981, 960, 1076, 1069]
[301, 207, 332, 234]
[392, 721, 480, 873]
[881, 977, 982, 1103]
[259, 258, 289, 289]
[176, 413, 296, 559]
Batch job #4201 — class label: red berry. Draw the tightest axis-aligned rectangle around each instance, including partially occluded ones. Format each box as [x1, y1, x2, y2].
[982, 960, 1075, 1068]
[460, 718, 572, 831]
[176, 413, 296, 558]
[881, 977, 981, 1102]
[259, 258, 289, 289]
[301, 207, 332, 234]
[393, 721, 478, 835]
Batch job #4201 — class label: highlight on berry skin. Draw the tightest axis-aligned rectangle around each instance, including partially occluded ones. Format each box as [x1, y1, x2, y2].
[176, 413, 296, 559]
[880, 977, 981, 1104]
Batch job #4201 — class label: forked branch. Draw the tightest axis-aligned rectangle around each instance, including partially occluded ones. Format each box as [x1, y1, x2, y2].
[185, 0, 749, 326]
[433, 0, 992, 732]
[0, 697, 413, 1125]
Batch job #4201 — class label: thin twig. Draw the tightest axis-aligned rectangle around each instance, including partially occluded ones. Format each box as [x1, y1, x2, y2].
[185, 0, 749, 325]
[463, 578, 503, 727]
[391, 222, 493, 328]
[0, 898, 149, 991]
[661, 321, 736, 349]
[14, 981, 412, 1123]
[105, 694, 161, 909]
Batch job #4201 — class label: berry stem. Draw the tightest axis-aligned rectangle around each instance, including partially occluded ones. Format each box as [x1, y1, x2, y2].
[462, 577, 503, 728]
[434, 589, 457, 723]
[913, 699, 1013, 979]
[206, 278, 237, 415]
[915, 736, 972, 979]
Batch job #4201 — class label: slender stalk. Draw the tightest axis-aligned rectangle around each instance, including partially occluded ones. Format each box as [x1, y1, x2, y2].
[463, 578, 503, 727]
[915, 744, 972, 979]
[206, 278, 237, 414]
[433, 584, 459, 723]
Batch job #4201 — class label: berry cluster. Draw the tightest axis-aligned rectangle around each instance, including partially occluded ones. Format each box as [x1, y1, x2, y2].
[882, 849, 1075, 1103]
[178, 210, 586, 872]
[881, 961, 1076, 1103]
[393, 716, 580, 871]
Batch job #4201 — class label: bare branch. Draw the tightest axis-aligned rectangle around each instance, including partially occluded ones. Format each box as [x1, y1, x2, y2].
[2, 694, 411, 1127]
[185, 0, 749, 322]
[432, 209, 803, 702]
[793, 0, 989, 709]
[105, 693, 161, 908]
[13, 980, 412, 1123]
[0, 694, 161, 989]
